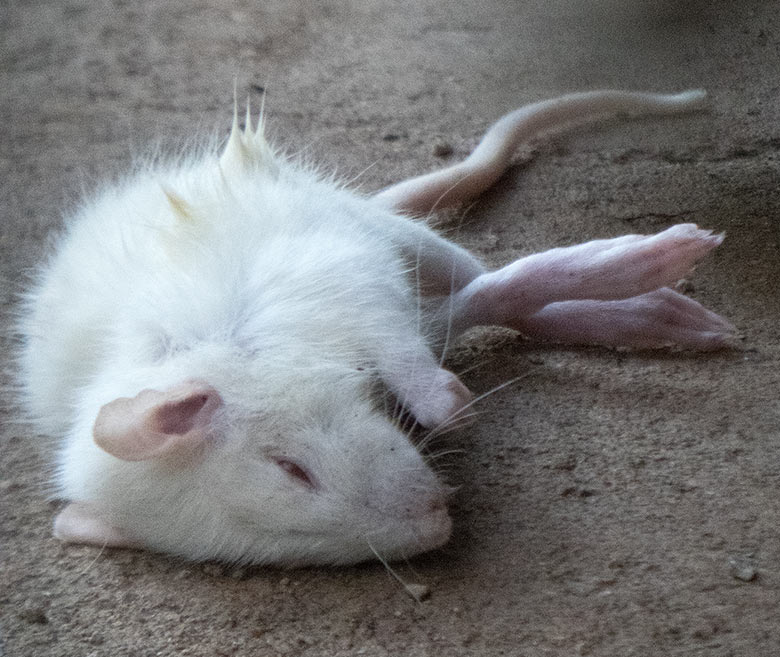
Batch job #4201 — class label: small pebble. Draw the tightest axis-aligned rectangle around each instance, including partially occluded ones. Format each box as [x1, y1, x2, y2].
[19, 606, 48, 624]
[676, 279, 695, 294]
[432, 141, 453, 157]
[729, 556, 757, 582]
[482, 231, 500, 250]
[405, 583, 430, 601]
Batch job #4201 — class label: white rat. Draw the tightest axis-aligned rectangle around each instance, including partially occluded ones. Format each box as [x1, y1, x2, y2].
[18, 89, 733, 566]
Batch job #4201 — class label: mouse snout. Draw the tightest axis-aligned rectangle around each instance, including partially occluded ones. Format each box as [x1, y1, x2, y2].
[415, 482, 452, 516]
[392, 487, 448, 523]
[407, 487, 453, 554]
[374, 470, 452, 557]
[375, 460, 449, 517]
[425, 492, 446, 513]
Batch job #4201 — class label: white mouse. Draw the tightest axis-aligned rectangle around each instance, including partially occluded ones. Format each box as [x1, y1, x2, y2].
[18, 89, 733, 566]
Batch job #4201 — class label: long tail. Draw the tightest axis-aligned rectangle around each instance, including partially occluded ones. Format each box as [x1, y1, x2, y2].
[374, 89, 707, 216]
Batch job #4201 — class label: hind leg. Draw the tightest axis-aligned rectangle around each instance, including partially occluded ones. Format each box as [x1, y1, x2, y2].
[383, 214, 486, 295]
[511, 288, 734, 350]
[439, 224, 730, 348]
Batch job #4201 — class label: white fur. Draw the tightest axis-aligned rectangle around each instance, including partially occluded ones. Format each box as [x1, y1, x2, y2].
[19, 90, 728, 566]
[20, 119, 452, 565]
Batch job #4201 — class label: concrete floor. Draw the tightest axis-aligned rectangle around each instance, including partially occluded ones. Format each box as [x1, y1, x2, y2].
[2, 1, 779, 655]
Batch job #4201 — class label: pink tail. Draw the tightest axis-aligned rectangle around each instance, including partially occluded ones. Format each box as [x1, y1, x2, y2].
[375, 90, 707, 216]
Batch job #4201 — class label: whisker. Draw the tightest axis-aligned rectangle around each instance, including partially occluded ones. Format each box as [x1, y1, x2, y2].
[436, 259, 461, 366]
[366, 539, 425, 602]
[425, 375, 527, 440]
[418, 412, 482, 448]
[424, 169, 483, 218]
[342, 159, 380, 189]
[403, 414, 423, 442]
[69, 542, 107, 582]
[452, 359, 491, 379]
[422, 448, 467, 461]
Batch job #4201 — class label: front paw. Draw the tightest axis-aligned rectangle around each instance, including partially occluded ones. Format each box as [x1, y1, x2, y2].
[407, 368, 474, 429]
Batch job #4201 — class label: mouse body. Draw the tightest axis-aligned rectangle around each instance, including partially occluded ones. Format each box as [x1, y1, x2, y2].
[19, 90, 733, 566]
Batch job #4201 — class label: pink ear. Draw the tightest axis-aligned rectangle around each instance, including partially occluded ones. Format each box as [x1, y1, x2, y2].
[93, 381, 222, 461]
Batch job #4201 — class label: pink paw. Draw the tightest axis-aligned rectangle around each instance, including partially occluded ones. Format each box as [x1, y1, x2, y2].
[600, 224, 724, 296]
[512, 287, 735, 351]
[611, 286, 736, 350]
[406, 368, 474, 429]
[450, 223, 725, 332]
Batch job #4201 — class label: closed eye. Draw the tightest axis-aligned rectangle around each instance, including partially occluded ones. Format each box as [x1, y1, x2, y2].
[274, 458, 317, 490]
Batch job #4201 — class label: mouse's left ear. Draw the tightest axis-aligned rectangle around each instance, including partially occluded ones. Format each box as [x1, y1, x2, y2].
[93, 381, 222, 461]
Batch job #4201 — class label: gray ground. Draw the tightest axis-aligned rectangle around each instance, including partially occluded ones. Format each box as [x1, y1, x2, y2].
[2, 1, 780, 655]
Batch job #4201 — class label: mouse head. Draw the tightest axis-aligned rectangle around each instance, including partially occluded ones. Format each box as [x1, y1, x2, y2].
[55, 361, 453, 566]
[48, 103, 456, 566]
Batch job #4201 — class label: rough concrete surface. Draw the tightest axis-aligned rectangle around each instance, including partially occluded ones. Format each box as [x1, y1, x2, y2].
[2, 1, 779, 655]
